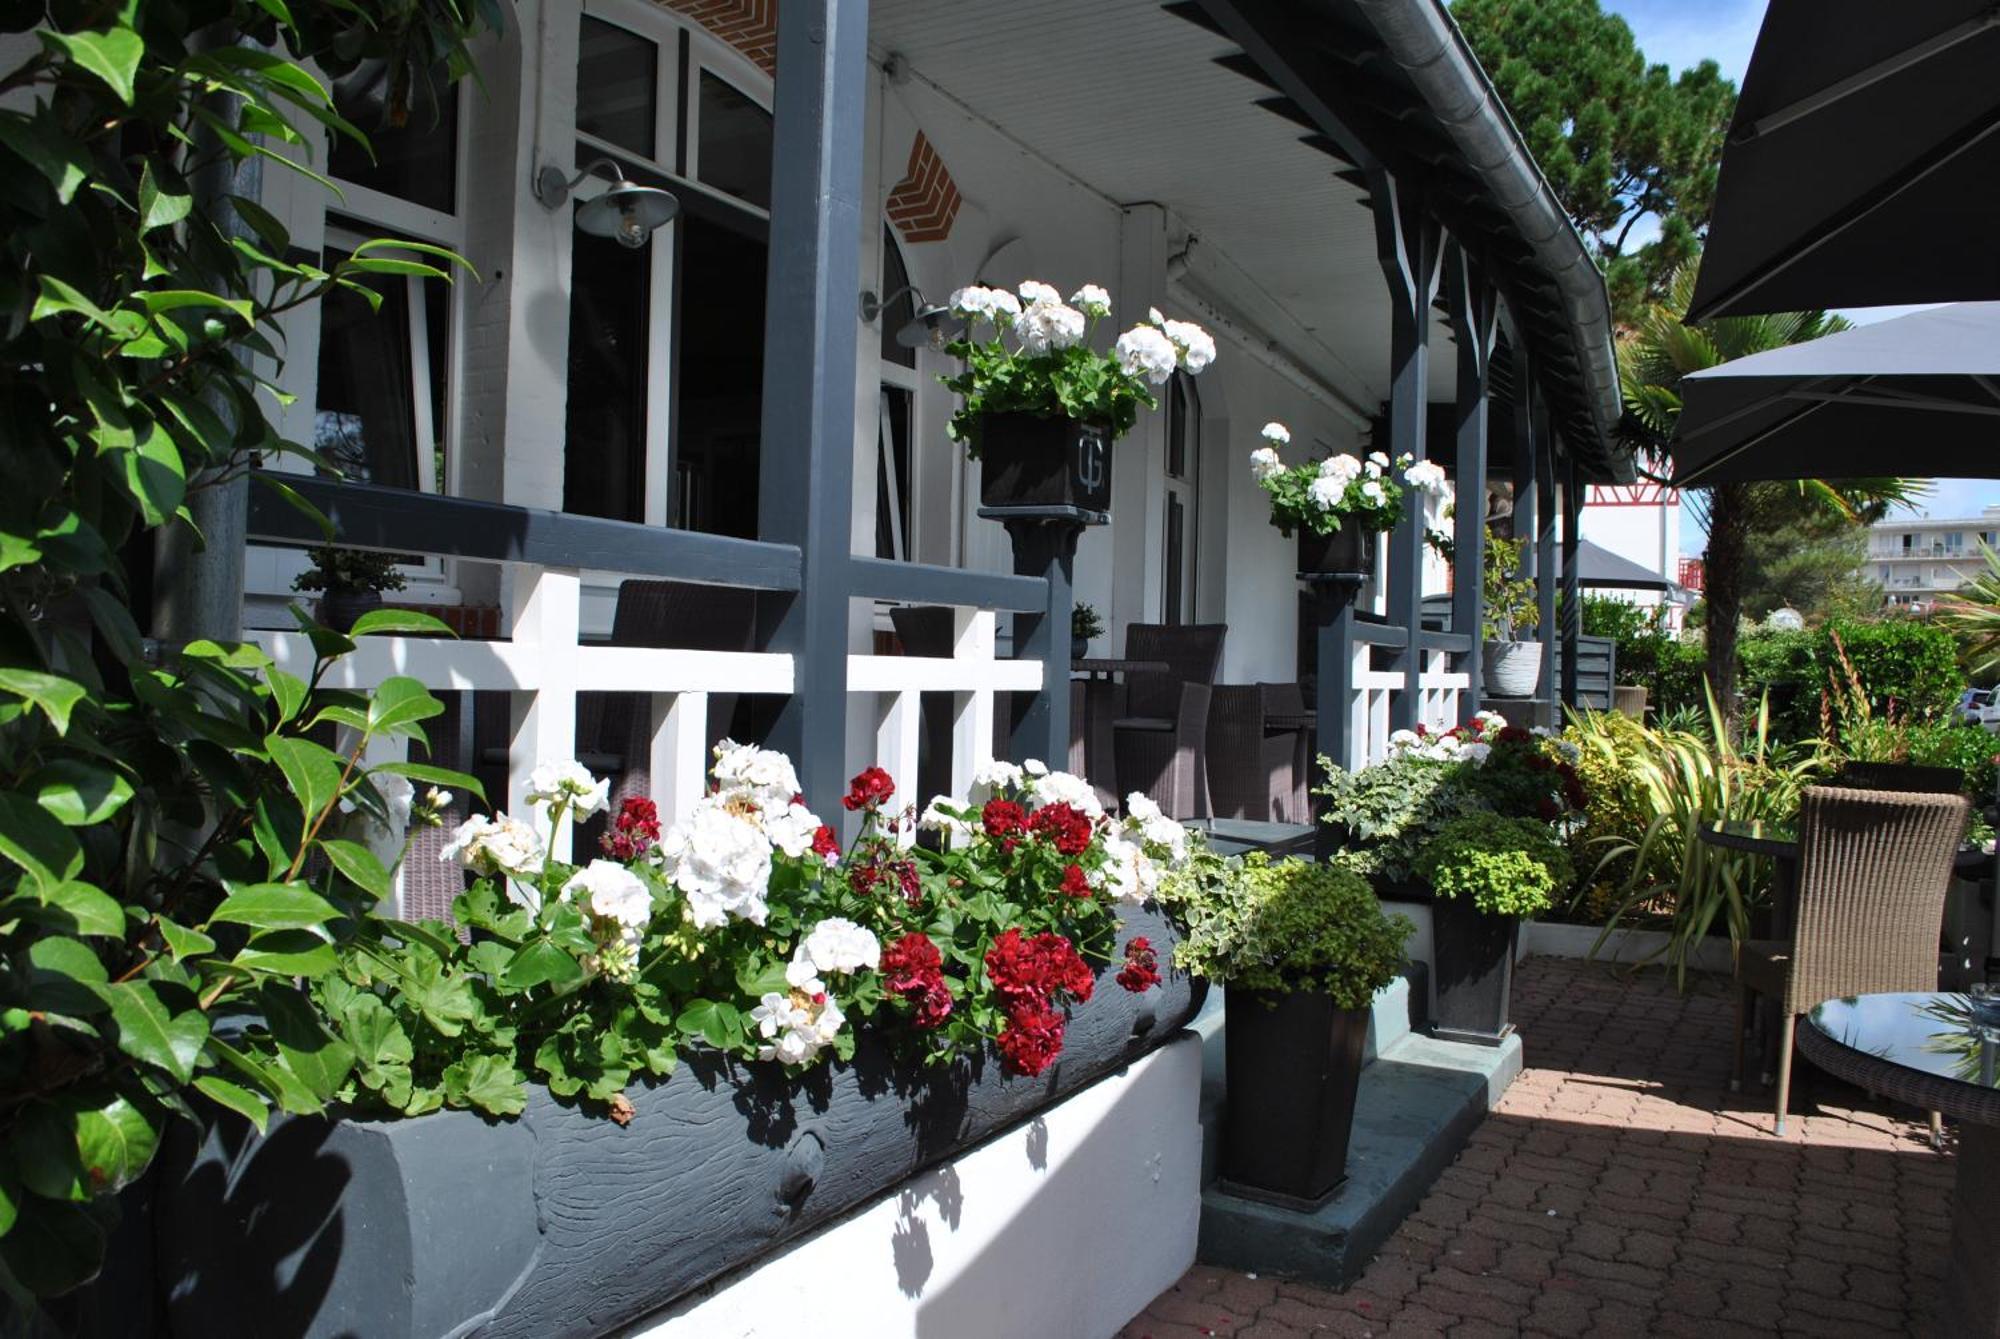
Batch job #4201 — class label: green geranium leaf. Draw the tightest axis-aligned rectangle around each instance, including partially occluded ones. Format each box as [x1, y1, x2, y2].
[675, 998, 745, 1052]
[209, 882, 341, 932]
[74, 1096, 158, 1195]
[500, 938, 582, 990]
[441, 1053, 526, 1117]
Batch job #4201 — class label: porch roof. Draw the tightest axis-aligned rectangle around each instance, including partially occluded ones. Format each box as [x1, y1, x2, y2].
[867, 0, 1627, 480]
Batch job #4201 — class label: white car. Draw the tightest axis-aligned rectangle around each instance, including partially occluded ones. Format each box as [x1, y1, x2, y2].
[1957, 688, 1995, 728]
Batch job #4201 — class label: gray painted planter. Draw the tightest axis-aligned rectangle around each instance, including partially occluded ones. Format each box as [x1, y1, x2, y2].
[1483, 639, 1542, 697]
[146, 905, 1198, 1339]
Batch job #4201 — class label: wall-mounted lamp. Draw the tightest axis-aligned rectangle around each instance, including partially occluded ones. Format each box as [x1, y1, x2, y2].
[534, 157, 679, 249]
[859, 283, 967, 349]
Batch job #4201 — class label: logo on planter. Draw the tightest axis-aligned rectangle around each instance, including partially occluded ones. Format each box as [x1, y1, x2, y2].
[1073, 425, 1110, 509]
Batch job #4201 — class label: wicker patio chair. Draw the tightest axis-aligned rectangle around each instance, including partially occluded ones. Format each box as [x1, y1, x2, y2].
[1113, 623, 1225, 820]
[400, 690, 471, 925]
[1205, 683, 1307, 822]
[1833, 761, 1964, 794]
[1734, 785, 1969, 1135]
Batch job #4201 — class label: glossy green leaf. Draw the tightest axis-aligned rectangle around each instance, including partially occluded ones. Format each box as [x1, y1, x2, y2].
[209, 882, 341, 932]
[193, 1076, 268, 1133]
[207, 1036, 319, 1115]
[95, 980, 208, 1083]
[40, 26, 145, 105]
[40, 882, 124, 937]
[0, 110, 90, 202]
[258, 983, 354, 1101]
[0, 1195, 105, 1296]
[115, 423, 188, 526]
[266, 734, 343, 823]
[366, 676, 442, 735]
[8, 1102, 84, 1200]
[27, 934, 107, 1019]
[0, 793, 86, 895]
[74, 1096, 158, 1195]
[266, 668, 307, 725]
[317, 839, 390, 901]
[371, 760, 484, 802]
[233, 930, 337, 977]
[349, 608, 453, 638]
[0, 668, 85, 734]
[30, 759, 134, 826]
[155, 917, 215, 961]
[137, 160, 190, 232]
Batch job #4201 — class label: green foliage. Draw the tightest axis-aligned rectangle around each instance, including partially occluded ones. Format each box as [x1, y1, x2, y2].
[1817, 619, 1962, 728]
[1071, 602, 1105, 642]
[1739, 514, 1880, 625]
[1482, 529, 1539, 638]
[1253, 448, 1419, 539]
[1580, 594, 1675, 695]
[1937, 541, 2000, 677]
[0, 0, 498, 1298]
[1415, 812, 1574, 918]
[1903, 724, 1999, 801]
[292, 545, 408, 596]
[1157, 846, 1412, 1006]
[1556, 710, 1660, 921]
[1451, 0, 1736, 321]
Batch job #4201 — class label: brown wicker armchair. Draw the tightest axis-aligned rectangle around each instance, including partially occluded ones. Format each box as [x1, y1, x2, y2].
[1112, 623, 1225, 819]
[1735, 785, 1969, 1135]
[1205, 683, 1308, 822]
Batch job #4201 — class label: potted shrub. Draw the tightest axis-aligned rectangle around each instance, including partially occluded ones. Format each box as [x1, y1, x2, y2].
[1160, 842, 1412, 1209]
[1250, 422, 1447, 577]
[292, 543, 408, 631]
[943, 283, 1213, 516]
[1414, 811, 1574, 1043]
[1482, 528, 1542, 697]
[1072, 601, 1105, 661]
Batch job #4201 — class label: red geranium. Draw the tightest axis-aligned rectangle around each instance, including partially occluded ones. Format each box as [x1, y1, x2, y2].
[601, 796, 662, 861]
[843, 765, 896, 812]
[985, 928, 1094, 1014]
[1030, 802, 1093, 856]
[1116, 937, 1161, 994]
[882, 932, 953, 1029]
[982, 798, 1028, 842]
[1060, 863, 1092, 897]
[811, 823, 840, 859]
[995, 1003, 1066, 1077]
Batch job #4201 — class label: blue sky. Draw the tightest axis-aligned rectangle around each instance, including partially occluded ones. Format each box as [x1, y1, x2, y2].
[1598, 0, 1994, 550]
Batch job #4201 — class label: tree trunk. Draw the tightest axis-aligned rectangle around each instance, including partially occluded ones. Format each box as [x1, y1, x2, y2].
[1703, 483, 1751, 726]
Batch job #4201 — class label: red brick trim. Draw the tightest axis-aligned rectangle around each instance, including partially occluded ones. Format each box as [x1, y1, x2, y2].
[886, 132, 962, 244]
[660, 0, 776, 76]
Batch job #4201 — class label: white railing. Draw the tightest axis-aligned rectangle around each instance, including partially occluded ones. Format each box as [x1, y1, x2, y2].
[1339, 630, 1470, 769]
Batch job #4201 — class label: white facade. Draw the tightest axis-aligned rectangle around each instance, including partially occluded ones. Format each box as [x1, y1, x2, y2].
[1869, 507, 2000, 609]
[1578, 481, 1686, 629]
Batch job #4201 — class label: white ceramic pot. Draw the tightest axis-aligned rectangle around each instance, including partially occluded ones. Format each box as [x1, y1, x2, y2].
[1484, 639, 1543, 697]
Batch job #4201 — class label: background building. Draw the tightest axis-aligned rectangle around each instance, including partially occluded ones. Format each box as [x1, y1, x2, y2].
[1869, 507, 2000, 610]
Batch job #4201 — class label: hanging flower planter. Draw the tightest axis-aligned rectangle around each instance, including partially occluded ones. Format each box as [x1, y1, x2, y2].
[1296, 524, 1378, 579]
[1251, 423, 1447, 580]
[976, 412, 1114, 514]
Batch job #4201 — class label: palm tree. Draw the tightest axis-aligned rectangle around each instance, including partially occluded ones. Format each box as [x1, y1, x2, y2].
[1618, 267, 1927, 722]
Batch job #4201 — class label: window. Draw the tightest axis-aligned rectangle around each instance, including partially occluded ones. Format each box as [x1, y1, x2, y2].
[327, 62, 457, 215]
[1161, 372, 1199, 623]
[314, 240, 448, 494]
[876, 227, 919, 561]
[564, 6, 774, 534]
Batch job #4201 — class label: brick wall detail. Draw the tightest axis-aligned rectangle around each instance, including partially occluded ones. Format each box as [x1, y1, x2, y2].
[886, 132, 962, 245]
[658, 1, 776, 75]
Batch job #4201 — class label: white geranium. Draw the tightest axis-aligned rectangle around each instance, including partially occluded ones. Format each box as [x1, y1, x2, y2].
[659, 798, 774, 929]
[562, 859, 653, 929]
[919, 796, 973, 844]
[760, 799, 822, 860]
[1023, 758, 1050, 777]
[525, 761, 610, 819]
[1069, 284, 1111, 318]
[795, 917, 882, 978]
[1100, 833, 1145, 904]
[969, 758, 1026, 803]
[1368, 451, 1390, 468]
[1030, 767, 1104, 818]
[440, 813, 546, 879]
[1307, 476, 1346, 512]
[1387, 729, 1421, 752]
[1261, 422, 1291, 446]
[1015, 301, 1087, 355]
[1123, 792, 1188, 861]
[1321, 453, 1362, 483]
[1250, 446, 1284, 482]
[1473, 710, 1507, 733]
[1459, 742, 1493, 763]
[1160, 318, 1216, 373]
[711, 740, 802, 812]
[1114, 324, 1179, 385]
[1360, 479, 1387, 506]
[1017, 279, 1062, 308]
[1404, 460, 1447, 491]
[950, 285, 1022, 328]
[751, 990, 846, 1066]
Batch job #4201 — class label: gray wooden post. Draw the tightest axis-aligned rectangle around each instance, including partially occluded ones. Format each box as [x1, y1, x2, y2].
[1370, 174, 1441, 733]
[1002, 517, 1082, 769]
[1446, 246, 1496, 725]
[1511, 364, 1538, 717]
[1534, 400, 1559, 727]
[754, 0, 870, 810]
[1560, 455, 1583, 710]
[1309, 575, 1363, 861]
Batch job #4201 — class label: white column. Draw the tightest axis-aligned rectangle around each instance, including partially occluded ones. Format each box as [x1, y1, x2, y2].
[507, 564, 580, 862]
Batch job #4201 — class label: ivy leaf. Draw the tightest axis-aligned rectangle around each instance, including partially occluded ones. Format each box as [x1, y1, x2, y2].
[265, 734, 343, 824]
[74, 1096, 158, 1195]
[95, 980, 208, 1084]
[209, 882, 340, 932]
[317, 839, 390, 902]
[136, 160, 191, 232]
[30, 759, 134, 826]
[40, 26, 146, 105]
[0, 668, 86, 735]
[441, 1054, 526, 1117]
[193, 1077, 268, 1134]
[500, 937, 582, 990]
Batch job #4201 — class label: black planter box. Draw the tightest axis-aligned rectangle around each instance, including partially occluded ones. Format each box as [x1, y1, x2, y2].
[976, 412, 1112, 516]
[1297, 525, 1378, 578]
[1430, 893, 1518, 1045]
[124, 905, 1199, 1339]
[1218, 989, 1371, 1210]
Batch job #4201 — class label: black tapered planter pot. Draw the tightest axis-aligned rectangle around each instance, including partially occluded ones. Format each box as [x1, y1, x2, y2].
[1297, 525, 1378, 578]
[1219, 989, 1371, 1210]
[316, 589, 384, 633]
[976, 412, 1112, 515]
[1430, 893, 1518, 1045]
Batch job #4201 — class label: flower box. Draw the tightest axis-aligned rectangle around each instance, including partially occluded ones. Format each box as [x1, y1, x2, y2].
[975, 412, 1113, 516]
[1296, 525, 1378, 579]
[141, 905, 1200, 1339]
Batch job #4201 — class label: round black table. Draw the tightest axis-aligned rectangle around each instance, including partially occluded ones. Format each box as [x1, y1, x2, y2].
[1799, 992, 2000, 1335]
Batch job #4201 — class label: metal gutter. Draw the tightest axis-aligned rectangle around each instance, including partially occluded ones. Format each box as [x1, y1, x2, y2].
[1347, 0, 1627, 478]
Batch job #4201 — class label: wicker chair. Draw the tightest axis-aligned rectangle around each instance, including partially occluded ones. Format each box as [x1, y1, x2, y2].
[1112, 623, 1225, 820]
[399, 689, 472, 925]
[1834, 761, 1964, 793]
[1205, 683, 1308, 822]
[1734, 785, 1969, 1135]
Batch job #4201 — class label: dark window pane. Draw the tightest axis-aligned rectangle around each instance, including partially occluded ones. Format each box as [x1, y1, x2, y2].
[675, 215, 767, 537]
[698, 72, 772, 209]
[577, 16, 657, 158]
[1164, 493, 1185, 625]
[876, 388, 913, 560]
[1166, 375, 1192, 480]
[315, 258, 419, 489]
[328, 62, 457, 213]
[564, 231, 650, 522]
[879, 225, 916, 369]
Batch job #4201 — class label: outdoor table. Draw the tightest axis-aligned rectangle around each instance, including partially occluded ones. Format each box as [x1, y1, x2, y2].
[1070, 659, 1170, 807]
[1798, 992, 2000, 1335]
[1183, 817, 1316, 859]
[1265, 710, 1316, 733]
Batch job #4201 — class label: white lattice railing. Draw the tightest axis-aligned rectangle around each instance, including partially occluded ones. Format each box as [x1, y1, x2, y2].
[1340, 631, 1470, 769]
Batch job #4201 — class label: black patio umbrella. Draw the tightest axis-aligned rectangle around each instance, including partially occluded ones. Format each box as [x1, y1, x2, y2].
[1671, 303, 2000, 486]
[1573, 539, 1684, 595]
[1684, 1, 2000, 323]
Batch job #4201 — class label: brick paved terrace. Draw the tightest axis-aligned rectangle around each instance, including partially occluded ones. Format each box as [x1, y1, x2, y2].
[1125, 954, 1958, 1338]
